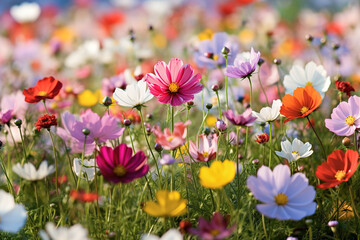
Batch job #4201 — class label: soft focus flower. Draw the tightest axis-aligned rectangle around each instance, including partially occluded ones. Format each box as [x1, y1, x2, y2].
[0, 190, 27, 233]
[188, 134, 218, 162]
[199, 160, 235, 189]
[275, 138, 313, 162]
[70, 190, 99, 203]
[73, 158, 96, 181]
[141, 229, 183, 240]
[143, 190, 187, 217]
[223, 108, 257, 126]
[77, 90, 101, 107]
[283, 61, 330, 98]
[0, 91, 28, 124]
[336, 80, 355, 97]
[39, 222, 89, 240]
[256, 133, 269, 144]
[96, 144, 149, 184]
[225, 48, 260, 79]
[23, 76, 63, 103]
[159, 154, 176, 165]
[280, 86, 322, 123]
[12, 161, 55, 181]
[328, 220, 339, 227]
[325, 95, 360, 136]
[316, 149, 359, 189]
[153, 121, 191, 150]
[252, 99, 282, 122]
[35, 114, 57, 131]
[101, 74, 127, 97]
[247, 164, 317, 220]
[188, 212, 236, 240]
[113, 79, 154, 108]
[10, 2, 41, 23]
[145, 58, 202, 106]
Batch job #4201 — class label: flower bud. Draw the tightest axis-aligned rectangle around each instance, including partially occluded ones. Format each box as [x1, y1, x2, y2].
[320, 37, 327, 46]
[305, 34, 314, 42]
[154, 143, 163, 152]
[179, 220, 192, 234]
[221, 46, 230, 55]
[211, 84, 219, 91]
[342, 137, 351, 147]
[332, 43, 340, 50]
[187, 101, 194, 106]
[102, 96, 113, 106]
[82, 128, 90, 136]
[14, 119, 22, 127]
[206, 103, 213, 110]
[159, 154, 175, 165]
[204, 52, 214, 59]
[328, 220, 338, 233]
[273, 58, 281, 65]
[123, 119, 132, 126]
[258, 58, 265, 66]
[203, 127, 210, 135]
[146, 114, 153, 121]
[215, 120, 227, 131]
[252, 159, 259, 164]
[256, 133, 269, 144]
[148, 25, 154, 31]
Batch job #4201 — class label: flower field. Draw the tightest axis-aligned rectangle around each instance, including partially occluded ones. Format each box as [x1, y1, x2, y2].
[1, 0, 360, 239]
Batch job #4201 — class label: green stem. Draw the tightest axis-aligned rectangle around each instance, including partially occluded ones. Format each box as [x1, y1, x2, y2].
[171, 106, 175, 133]
[268, 123, 272, 167]
[215, 90, 222, 119]
[76, 135, 87, 191]
[257, 65, 270, 106]
[247, 76, 253, 109]
[236, 127, 241, 203]
[48, 130, 59, 194]
[18, 126, 27, 165]
[94, 140, 100, 217]
[34, 182, 39, 207]
[206, 162, 216, 212]
[225, 57, 229, 111]
[306, 116, 326, 159]
[0, 154, 15, 197]
[349, 185, 360, 219]
[216, 133, 221, 161]
[42, 99, 50, 114]
[262, 215, 268, 240]
[127, 127, 136, 154]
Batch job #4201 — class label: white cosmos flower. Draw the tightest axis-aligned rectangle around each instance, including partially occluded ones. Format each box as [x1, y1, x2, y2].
[141, 229, 183, 240]
[283, 61, 330, 98]
[39, 222, 89, 240]
[0, 190, 27, 233]
[275, 138, 313, 162]
[113, 79, 154, 108]
[252, 99, 282, 122]
[10, 2, 41, 23]
[73, 158, 96, 181]
[12, 161, 55, 181]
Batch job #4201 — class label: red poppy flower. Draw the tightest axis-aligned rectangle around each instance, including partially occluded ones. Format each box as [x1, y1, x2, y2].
[23, 76, 63, 103]
[316, 149, 359, 189]
[336, 80, 355, 97]
[35, 114, 57, 131]
[256, 133, 269, 144]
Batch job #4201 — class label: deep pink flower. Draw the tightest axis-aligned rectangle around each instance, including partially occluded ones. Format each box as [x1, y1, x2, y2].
[145, 58, 202, 106]
[223, 108, 257, 126]
[152, 121, 191, 150]
[189, 134, 218, 162]
[96, 144, 149, 184]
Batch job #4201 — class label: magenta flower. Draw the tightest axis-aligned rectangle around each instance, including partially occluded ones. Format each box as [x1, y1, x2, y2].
[188, 212, 236, 240]
[225, 48, 260, 79]
[189, 134, 218, 162]
[325, 95, 360, 136]
[145, 58, 202, 106]
[223, 108, 257, 127]
[96, 144, 149, 184]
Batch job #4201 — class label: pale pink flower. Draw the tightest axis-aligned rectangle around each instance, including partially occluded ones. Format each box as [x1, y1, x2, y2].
[152, 121, 191, 150]
[189, 134, 218, 162]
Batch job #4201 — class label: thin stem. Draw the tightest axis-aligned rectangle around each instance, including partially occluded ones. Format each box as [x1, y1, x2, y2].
[18, 126, 27, 165]
[225, 57, 229, 111]
[268, 123, 272, 167]
[171, 106, 175, 133]
[34, 182, 39, 207]
[42, 99, 50, 114]
[262, 215, 268, 240]
[206, 162, 216, 212]
[257, 65, 269, 106]
[215, 90, 222, 119]
[127, 127, 136, 154]
[179, 149, 189, 217]
[94, 140, 100, 217]
[349, 185, 360, 218]
[306, 116, 326, 159]
[247, 76, 253, 109]
[144, 175, 153, 199]
[48, 130, 59, 194]
[76, 135, 87, 191]
[216, 133, 221, 161]
[0, 154, 15, 197]
[236, 127, 241, 203]
[6, 124, 18, 150]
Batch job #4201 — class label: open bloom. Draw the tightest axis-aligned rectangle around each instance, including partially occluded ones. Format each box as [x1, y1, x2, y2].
[113, 79, 154, 108]
[35, 114, 57, 131]
[275, 138, 313, 162]
[145, 58, 202, 106]
[199, 160, 236, 189]
[325, 95, 360, 136]
[0, 190, 27, 233]
[23, 76, 63, 103]
[153, 121, 190, 150]
[188, 212, 236, 240]
[189, 134, 218, 162]
[280, 86, 322, 123]
[141, 229, 182, 240]
[316, 149, 359, 189]
[225, 48, 260, 79]
[0, 91, 28, 124]
[12, 161, 55, 181]
[73, 158, 96, 181]
[252, 99, 282, 122]
[96, 144, 149, 184]
[143, 190, 187, 217]
[247, 164, 317, 220]
[39, 222, 89, 240]
[336, 80, 355, 97]
[10, 2, 41, 23]
[223, 108, 257, 126]
[283, 61, 330, 98]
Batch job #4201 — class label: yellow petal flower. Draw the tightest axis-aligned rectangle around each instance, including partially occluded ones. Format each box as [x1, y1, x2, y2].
[199, 160, 236, 189]
[198, 29, 214, 41]
[175, 142, 189, 160]
[143, 190, 187, 217]
[206, 114, 217, 127]
[77, 89, 101, 107]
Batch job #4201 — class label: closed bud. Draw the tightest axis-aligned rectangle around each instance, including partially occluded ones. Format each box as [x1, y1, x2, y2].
[332, 43, 340, 50]
[221, 46, 230, 55]
[187, 101, 194, 106]
[146, 114, 153, 121]
[123, 119, 132, 126]
[203, 127, 210, 135]
[148, 25, 154, 31]
[305, 34, 314, 42]
[252, 159, 260, 164]
[14, 119, 22, 127]
[258, 58, 265, 66]
[102, 96, 112, 106]
[273, 58, 282, 65]
[215, 120, 227, 131]
[82, 128, 90, 136]
[211, 84, 219, 91]
[206, 103, 213, 110]
[154, 143, 163, 152]
[342, 137, 351, 147]
[204, 52, 214, 59]
[179, 220, 192, 234]
[320, 37, 327, 46]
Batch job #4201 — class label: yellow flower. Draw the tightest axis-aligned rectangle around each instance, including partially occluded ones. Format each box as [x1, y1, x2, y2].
[52, 27, 76, 44]
[198, 29, 214, 41]
[152, 33, 167, 48]
[206, 114, 217, 127]
[238, 29, 255, 45]
[199, 160, 235, 189]
[143, 190, 187, 217]
[77, 89, 101, 107]
[175, 142, 189, 160]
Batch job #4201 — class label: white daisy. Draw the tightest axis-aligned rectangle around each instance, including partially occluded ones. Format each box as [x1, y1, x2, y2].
[0, 190, 27, 233]
[10, 2, 41, 23]
[39, 222, 89, 240]
[252, 99, 282, 122]
[275, 138, 313, 162]
[113, 79, 154, 108]
[12, 161, 55, 181]
[141, 229, 183, 240]
[73, 158, 96, 181]
[283, 61, 330, 98]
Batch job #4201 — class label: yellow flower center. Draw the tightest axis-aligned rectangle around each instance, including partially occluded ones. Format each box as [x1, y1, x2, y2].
[38, 91, 48, 97]
[335, 170, 346, 181]
[300, 106, 309, 114]
[50, 102, 58, 109]
[306, 81, 313, 86]
[168, 82, 179, 93]
[345, 116, 355, 126]
[203, 152, 209, 158]
[213, 55, 219, 61]
[210, 229, 220, 236]
[113, 165, 127, 177]
[65, 86, 73, 93]
[167, 136, 174, 142]
[274, 193, 288, 206]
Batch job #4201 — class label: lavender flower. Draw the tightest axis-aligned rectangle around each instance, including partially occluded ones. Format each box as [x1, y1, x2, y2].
[223, 108, 257, 127]
[225, 48, 260, 79]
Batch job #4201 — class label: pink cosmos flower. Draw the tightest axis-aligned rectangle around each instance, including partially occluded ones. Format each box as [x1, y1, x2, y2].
[223, 108, 257, 127]
[152, 121, 191, 150]
[96, 144, 149, 184]
[145, 58, 202, 106]
[189, 134, 218, 162]
[0, 91, 28, 124]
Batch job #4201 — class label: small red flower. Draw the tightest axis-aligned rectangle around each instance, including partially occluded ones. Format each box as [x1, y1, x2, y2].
[23, 76, 63, 103]
[52, 175, 68, 185]
[70, 190, 99, 203]
[335, 80, 355, 97]
[35, 114, 57, 131]
[256, 133, 269, 144]
[316, 149, 359, 189]
[179, 220, 192, 234]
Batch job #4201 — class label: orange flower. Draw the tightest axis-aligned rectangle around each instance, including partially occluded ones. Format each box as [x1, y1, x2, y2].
[23, 76, 63, 103]
[280, 86, 322, 123]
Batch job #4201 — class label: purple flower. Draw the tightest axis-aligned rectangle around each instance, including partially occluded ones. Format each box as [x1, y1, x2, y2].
[215, 120, 227, 131]
[102, 74, 127, 97]
[0, 91, 28, 124]
[328, 220, 339, 227]
[96, 144, 149, 184]
[225, 48, 260, 79]
[325, 95, 360, 136]
[188, 212, 236, 240]
[159, 154, 176, 165]
[223, 108, 257, 127]
[194, 32, 238, 69]
[247, 164, 317, 220]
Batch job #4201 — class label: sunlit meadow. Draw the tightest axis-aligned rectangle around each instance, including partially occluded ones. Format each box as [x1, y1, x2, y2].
[1, 0, 360, 239]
